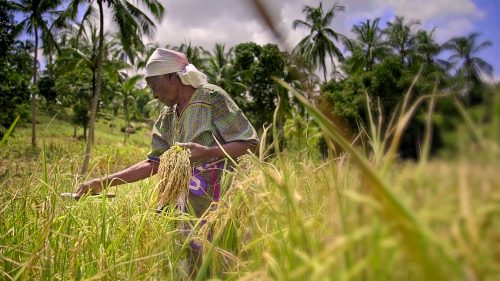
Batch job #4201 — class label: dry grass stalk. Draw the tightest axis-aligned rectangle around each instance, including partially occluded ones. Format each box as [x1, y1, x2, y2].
[156, 144, 191, 209]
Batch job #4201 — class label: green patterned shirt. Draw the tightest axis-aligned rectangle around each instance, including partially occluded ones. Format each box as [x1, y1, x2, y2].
[147, 83, 258, 217]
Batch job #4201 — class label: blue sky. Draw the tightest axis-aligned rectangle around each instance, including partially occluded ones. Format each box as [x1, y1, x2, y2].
[469, 0, 499, 81]
[13, 0, 500, 82]
[145, 0, 499, 82]
[342, 0, 499, 81]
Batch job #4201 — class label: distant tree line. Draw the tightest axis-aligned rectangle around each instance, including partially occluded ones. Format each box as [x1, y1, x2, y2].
[0, 0, 495, 166]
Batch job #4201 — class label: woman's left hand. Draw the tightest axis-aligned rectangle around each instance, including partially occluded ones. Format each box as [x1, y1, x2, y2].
[177, 142, 211, 162]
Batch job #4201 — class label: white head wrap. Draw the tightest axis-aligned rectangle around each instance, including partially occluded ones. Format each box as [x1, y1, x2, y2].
[144, 48, 207, 88]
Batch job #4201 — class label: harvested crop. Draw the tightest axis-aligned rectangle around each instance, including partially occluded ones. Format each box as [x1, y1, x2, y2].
[156, 144, 191, 209]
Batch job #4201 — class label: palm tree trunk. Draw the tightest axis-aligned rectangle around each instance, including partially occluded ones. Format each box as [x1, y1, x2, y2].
[123, 99, 129, 144]
[81, 0, 104, 174]
[323, 54, 333, 82]
[31, 28, 38, 148]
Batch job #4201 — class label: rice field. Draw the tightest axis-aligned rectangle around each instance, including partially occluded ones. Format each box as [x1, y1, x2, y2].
[1, 92, 500, 280]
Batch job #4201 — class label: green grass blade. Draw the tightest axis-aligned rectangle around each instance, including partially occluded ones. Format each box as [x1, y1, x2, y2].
[273, 77, 463, 279]
[0, 115, 20, 148]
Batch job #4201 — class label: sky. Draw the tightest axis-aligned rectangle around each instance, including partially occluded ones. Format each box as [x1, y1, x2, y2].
[116, 0, 500, 82]
[14, 0, 500, 82]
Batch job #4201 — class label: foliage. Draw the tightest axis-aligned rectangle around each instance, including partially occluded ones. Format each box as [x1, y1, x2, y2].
[284, 54, 320, 96]
[173, 42, 209, 73]
[0, 2, 31, 138]
[54, 67, 91, 136]
[11, 0, 67, 147]
[0, 115, 20, 148]
[323, 56, 411, 125]
[283, 111, 323, 158]
[1, 0, 499, 277]
[292, 1, 345, 81]
[11, 0, 65, 57]
[66, 0, 164, 65]
[365, 56, 413, 113]
[1, 88, 499, 280]
[54, 64, 121, 138]
[0, 59, 31, 138]
[205, 43, 247, 102]
[383, 16, 420, 65]
[55, 67, 90, 107]
[114, 73, 145, 143]
[56, 23, 124, 82]
[321, 54, 453, 158]
[135, 89, 154, 118]
[72, 102, 90, 138]
[436, 85, 499, 154]
[38, 69, 58, 104]
[413, 28, 440, 65]
[64, 0, 164, 173]
[321, 76, 366, 129]
[343, 17, 389, 74]
[0, 0, 13, 56]
[442, 32, 493, 105]
[135, 42, 159, 69]
[233, 42, 288, 129]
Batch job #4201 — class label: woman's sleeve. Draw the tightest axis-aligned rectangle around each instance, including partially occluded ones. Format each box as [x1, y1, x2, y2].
[146, 107, 171, 162]
[211, 90, 259, 145]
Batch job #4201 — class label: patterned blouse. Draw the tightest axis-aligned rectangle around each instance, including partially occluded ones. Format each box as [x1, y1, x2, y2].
[147, 83, 259, 217]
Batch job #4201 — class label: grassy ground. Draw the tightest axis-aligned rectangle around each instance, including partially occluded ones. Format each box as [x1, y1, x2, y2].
[1, 98, 499, 280]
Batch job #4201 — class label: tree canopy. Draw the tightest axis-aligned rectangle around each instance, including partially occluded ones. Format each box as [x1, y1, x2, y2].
[2, 0, 495, 160]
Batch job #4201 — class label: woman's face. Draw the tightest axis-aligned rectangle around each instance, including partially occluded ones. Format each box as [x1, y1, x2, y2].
[146, 74, 179, 106]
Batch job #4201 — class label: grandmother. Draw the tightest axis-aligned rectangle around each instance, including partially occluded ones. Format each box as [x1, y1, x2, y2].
[76, 48, 258, 217]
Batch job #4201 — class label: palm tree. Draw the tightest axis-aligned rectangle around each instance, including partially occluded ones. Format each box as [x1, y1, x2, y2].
[145, 95, 162, 118]
[173, 42, 209, 71]
[345, 17, 389, 73]
[206, 43, 246, 92]
[56, 23, 126, 138]
[116, 73, 143, 144]
[136, 43, 160, 70]
[384, 16, 420, 65]
[207, 43, 231, 84]
[414, 28, 441, 65]
[12, 0, 65, 147]
[66, 0, 164, 173]
[442, 32, 493, 85]
[412, 28, 450, 84]
[292, 1, 345, 81]
[285, 54, 320, 102]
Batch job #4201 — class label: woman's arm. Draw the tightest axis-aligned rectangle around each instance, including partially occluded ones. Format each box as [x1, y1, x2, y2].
[178, 140, 256, 163]
[75, 140, 254, 197]
[75, 160, 160, 197]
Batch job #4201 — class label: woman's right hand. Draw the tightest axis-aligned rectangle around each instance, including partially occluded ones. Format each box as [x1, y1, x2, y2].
[75, 180, 102, 198]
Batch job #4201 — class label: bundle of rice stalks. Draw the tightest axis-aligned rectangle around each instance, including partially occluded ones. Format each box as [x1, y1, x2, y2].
[157, 144, 191, 209]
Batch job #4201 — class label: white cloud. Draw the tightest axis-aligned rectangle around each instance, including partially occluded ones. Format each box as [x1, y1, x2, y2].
[433, 18, 475, 42]
[18, 0, 487, 56]
[95, 0, 485, 52]
[380, 0, 483, 21]
[372, 0, 484, 42]
[482, 73, 500, 85]
[149, 0, 278, 50]
[90, 0, 495, 81]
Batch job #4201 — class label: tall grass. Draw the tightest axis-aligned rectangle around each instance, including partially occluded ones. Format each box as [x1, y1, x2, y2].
[1, 86, 500, 280]
[192, 81, 499, 280]
[0, 115, 20, 149]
